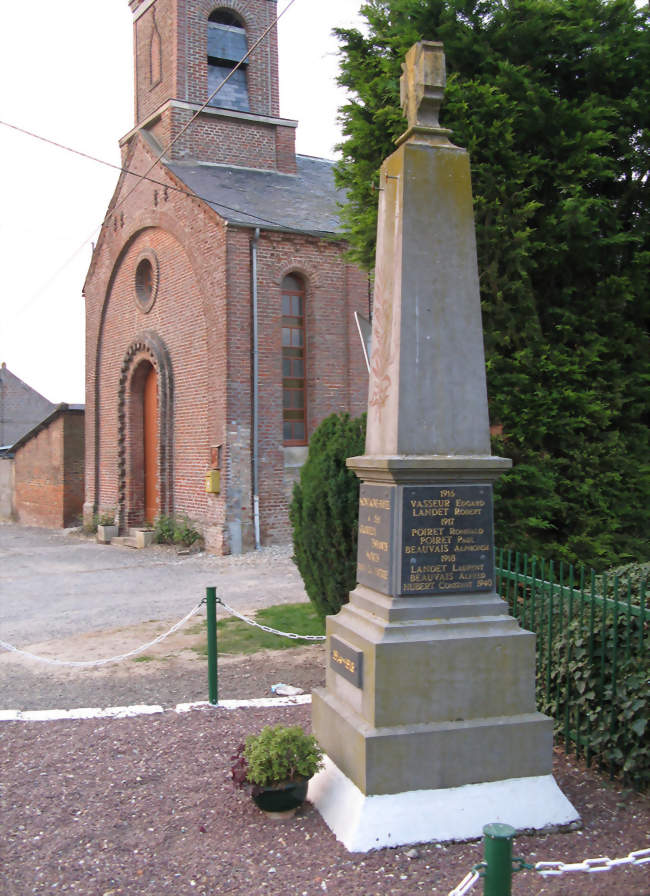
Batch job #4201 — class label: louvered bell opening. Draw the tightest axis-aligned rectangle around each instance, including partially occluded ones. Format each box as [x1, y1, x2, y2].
[207, 22, 247, 63]
[207, 21, 249, 112]
[207, 64, 250, 111]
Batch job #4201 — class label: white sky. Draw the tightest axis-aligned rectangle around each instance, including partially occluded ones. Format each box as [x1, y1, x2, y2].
[0, 0, 364, 405]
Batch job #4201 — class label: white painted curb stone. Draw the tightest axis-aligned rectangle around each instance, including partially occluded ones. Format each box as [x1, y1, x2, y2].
[0, 694, 312, 722]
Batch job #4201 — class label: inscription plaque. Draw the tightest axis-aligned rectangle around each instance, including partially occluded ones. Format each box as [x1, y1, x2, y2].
[401, 484, 494, 595]
[356, 483, 394, 594]
[330, 636, 363, 689]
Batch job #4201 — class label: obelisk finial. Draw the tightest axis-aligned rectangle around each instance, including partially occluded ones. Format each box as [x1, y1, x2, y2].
[398, 41, 452, 146]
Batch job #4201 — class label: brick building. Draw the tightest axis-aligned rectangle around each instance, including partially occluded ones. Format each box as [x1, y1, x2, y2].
[83, 0, 368, 553]
[1, 404, 85, 528]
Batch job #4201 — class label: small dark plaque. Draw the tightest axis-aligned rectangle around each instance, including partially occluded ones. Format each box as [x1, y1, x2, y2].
[330, 636, 363, 689]
[356, 484, 394, 595]
[401, 484, 494, 595]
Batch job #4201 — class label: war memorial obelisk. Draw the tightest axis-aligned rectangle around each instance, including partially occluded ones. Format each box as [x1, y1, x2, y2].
[310, 42, 578, 850]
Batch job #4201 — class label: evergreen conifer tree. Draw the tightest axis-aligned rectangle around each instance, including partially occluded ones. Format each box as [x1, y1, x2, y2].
[335, 0, 650, 567]
[289, 413, 366, 618]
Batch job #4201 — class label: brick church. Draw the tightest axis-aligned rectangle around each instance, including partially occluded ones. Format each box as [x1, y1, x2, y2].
[83, 0, 368, 553]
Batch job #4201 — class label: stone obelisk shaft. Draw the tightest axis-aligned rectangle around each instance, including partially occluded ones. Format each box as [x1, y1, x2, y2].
[367, 132, 491, 456]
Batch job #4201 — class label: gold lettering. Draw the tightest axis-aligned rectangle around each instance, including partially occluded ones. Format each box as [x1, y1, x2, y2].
[360, 496, 391, 509]
[332, 649, 356, 675]
[359, 524, 376, 535]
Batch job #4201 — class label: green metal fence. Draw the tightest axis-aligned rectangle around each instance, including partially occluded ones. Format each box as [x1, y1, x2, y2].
[495, 550, 648, 780]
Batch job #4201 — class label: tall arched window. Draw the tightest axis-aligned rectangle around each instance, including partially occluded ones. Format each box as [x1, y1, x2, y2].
[282, 274, 307, 445]
[207, 10, 249, 112]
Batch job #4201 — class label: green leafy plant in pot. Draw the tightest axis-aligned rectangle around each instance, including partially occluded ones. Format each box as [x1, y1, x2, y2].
[230, 724, 323, 814]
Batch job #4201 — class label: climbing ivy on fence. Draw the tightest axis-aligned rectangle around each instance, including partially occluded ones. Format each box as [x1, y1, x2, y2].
[499, 555, 649, 790]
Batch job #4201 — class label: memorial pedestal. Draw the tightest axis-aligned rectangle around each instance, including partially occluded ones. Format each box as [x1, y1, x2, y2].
[311, 455, 579, 846]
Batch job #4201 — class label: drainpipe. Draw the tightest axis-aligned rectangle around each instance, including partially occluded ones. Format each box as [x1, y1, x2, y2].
[251, 228, 261, 550]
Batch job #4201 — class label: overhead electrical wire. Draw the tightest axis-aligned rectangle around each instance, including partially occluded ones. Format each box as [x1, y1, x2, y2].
[0, 119, 295, 231]
[5, 0, 300, 319]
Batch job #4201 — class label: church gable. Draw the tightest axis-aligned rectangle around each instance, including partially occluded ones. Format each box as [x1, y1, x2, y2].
[85, 132, 227, 307]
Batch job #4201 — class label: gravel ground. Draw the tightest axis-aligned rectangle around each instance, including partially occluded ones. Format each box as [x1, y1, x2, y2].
[0, 523, 307, 644]
[1, 704, 649, 896]
[1, 524, 648, 894]
[0, 523, 314, 711]
[0, 643, 327, 711]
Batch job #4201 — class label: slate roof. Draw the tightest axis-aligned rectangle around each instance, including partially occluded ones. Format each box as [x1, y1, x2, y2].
[3, 403, 85, 456]
[165, 154, 345, 236]
[0, 364, 55, 447]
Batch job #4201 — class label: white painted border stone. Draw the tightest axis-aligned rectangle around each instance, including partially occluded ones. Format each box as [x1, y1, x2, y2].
[0, 694, 313, 723]
[309, 756, 580, 852]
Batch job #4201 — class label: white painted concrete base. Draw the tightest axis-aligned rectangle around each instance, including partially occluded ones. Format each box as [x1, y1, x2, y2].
[309, 756, 580, 852]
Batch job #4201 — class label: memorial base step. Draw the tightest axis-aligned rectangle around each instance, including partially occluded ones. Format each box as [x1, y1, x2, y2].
[309, 756, 580, 852]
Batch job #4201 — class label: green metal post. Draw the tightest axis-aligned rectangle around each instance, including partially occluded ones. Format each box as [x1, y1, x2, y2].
[206, 586, 218, 705]
[483, 823, 515, 896]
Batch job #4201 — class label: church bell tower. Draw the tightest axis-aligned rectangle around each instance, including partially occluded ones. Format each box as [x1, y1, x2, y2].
[126, 0, 296, 171]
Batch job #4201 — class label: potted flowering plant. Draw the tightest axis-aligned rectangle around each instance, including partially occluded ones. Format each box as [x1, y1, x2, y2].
[230, 724, 323, 814]
[96, 511, 118, 544]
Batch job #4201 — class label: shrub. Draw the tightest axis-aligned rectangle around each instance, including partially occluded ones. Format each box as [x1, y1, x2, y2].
[153, 514, 175, 544]
[540, 610, 649, 790]
[154, 514, 201, 548]
[598, 561, 650, 604]
[289, 412, 366, 619]
[82, 510, 115, 535]
[172, 514, 201, 546]
[231, 725, 323, 790]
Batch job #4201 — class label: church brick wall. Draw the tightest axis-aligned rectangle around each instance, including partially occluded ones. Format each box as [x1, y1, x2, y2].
[184, 0, 280, 118]
[132, 0, 280, 124]
[135, 104, 296, 172]
[223, 226, 369, 547]
[134, 0, 177, 125]
[85, 140, 230, 542]
[131, 0, 287, 169]
[167, 106, 286, 168]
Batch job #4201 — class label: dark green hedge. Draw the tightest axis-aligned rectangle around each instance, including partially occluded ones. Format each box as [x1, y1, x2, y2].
[289, 413, 366, 619]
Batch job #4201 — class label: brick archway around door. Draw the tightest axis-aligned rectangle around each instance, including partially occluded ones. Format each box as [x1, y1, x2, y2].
[117, 331, 174, 530]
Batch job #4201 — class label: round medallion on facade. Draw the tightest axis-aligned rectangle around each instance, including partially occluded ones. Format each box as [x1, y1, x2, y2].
[134, 251, 159, 312]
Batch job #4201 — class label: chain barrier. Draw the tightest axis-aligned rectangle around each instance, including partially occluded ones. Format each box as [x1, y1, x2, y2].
[447, 864, 484, 896]
[0, 598, 206, 668]
[534, 848, 650, 877]
[215, 596, 326, 641]
[448, 847, 650, 895]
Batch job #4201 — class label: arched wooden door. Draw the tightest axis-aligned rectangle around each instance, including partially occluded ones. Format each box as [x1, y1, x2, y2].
[143, 364, 159, 524]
